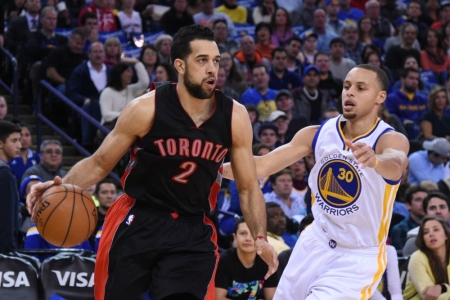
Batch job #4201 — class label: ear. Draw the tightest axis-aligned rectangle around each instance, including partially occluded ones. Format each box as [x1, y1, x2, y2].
[232, 233, 236, 241]
[173, 58, 185, 75]
[376, 91, 386, 105]
[405, 202, 412, 210]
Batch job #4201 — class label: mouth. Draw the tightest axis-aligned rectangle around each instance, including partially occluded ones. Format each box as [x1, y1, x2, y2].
[205, 78, 216, 89]
[343, 99, 355, 111]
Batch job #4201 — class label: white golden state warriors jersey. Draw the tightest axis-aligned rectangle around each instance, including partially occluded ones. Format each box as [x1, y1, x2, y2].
[309, 115, 400, 248]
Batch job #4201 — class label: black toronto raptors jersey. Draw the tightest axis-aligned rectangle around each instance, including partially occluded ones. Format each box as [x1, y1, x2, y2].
[122, 83, 233, 214]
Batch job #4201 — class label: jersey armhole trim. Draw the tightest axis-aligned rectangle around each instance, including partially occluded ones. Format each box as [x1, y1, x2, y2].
[312, 117, 331, 153]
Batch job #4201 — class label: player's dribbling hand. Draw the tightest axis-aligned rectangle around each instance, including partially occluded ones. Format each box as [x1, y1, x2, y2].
[344, 140, 377, 169]
[255, 239, 279, 279]
[26, 176, 63, 221]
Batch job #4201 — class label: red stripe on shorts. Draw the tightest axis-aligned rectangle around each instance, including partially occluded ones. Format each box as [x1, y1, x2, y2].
[203, 215, 219, 300]
[94, 194, 135, 300]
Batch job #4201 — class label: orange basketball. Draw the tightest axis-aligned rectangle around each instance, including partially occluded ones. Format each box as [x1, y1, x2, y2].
[35, 184, 98, 248]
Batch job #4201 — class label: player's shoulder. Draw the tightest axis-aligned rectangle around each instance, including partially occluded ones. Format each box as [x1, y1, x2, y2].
[375, 130, 409, 152]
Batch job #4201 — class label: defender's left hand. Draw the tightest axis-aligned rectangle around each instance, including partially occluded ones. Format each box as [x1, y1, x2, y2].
[344, 140, 377, 169]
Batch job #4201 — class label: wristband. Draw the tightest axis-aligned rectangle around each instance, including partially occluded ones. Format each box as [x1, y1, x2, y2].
[254, 235, 268, 242]
[441, 284, 447, 294]
[374, 157, 379, 168]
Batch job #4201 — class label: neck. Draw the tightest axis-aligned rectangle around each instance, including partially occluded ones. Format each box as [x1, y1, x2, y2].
[277, 27, 286, 35]
[28, 12, 38, 18]
[280, 194, 291, 206]
[401, 87, 414, 95]
[314, 27, 325, 34]
[42, 163, 58, 173]
[257, 87, 268, 95]
[331, 56, 342, 63]
[259, 39, 270, 45]
[329, 14, 337, 21]
[20, 148, 28, 161]
[146, 65, 155, 73]
[216, 37, 226, 44]
[409, 214, 422, 224]
[236, 248, 256, 268]
[435, 109, 444, 117]
[98, 206, 108, 215]
[41, 28, 54, 37]
[342, 113, 379, 140]
[123, 7, 133, 14]
[275, 69, 285, 78]
[304, 48, 316, 55]
[91, 62, 103, 71]
[305, 85, 316, 94]
[402, 43, 412, 50]
[244, 53, 255, 61]
[0, 152, 9, 162]
[176, 81, 215, 124]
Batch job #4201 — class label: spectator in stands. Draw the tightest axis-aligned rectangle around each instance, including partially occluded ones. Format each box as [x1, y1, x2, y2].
[22, 139, 67, 182]
[267, 110, 291, 147]
[390, 55, 434, 96]
[264, 168, 306, 218]
[139, 45, 159, 85]
[245, 105, 261, 142]
[258, 123, 278, 149]
[421, 28, 450, 73]
[329, 37, 356, 82]
[403, 192, 450, 256]
[274, 89, 309, 143]
[212, 19, 239, 56]
[5, 0, 41, 57]
[289, 158, 309, 199]
[403, 216, 450, 299]
[385, 15, 421, 54]
[6, 0, 26, 21]
[431, 0, 450, 30]
[291, 65, 334, 125]
[234, 35, 271, 87]
[409, 138, 450, 185]
[0, 121, 22, 254]
[391, 186, 428, 251]
[216, 66, 239, 101]
[300, 8, 339, 53]
[193, 0, 236, 36]
[363, 49, 394, 83]
[160, 0, 195, 36]
[78, 0, 118, 31]
[426, 0, 440, 25]
[290, 0, 317, 29]
[0, 96, 7, 121]
[89, 179, 117, 247]
[421, 86, 450, 141]
[406, 0, 429, 46]
[269, 47, 302, 91]
[265, 202, 290, 254]
[66, 0, 86, 26]
[116, 0, 142, 38]
[155, 62, 178, 82]
[99, 60, 149, 125]
[314, 51, 342, 103]
[357, 15, 384, 54]
[385, 23, 421, 80]
[255, 22, 275, 62]
[300, 32, 318, 66]
[66, 42, 111, 150]
[215, 217, 278, 300]
[338, 0, 364, 22]
[342, 23, 365, 65]
[252, 0, 277, 25]
[326, 0, 346, 35]
[220, 51, 247, 96]
[385, 68, 427, 139]
[8, 122, 40, 185]
[80, 12, 99, 52]
[104, 37, 124, 68]
[270, 7, 293, 47]
[365, 0, 393, 40]
[240, 64, 277, 122]
[378, 103, 407, 137]
[154, 34, 172, 64]
[284, 36, 303, 76]
[215, 0, 247, 24]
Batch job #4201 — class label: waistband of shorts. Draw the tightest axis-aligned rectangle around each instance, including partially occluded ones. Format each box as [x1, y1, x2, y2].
[133, 200, 205, 221]
[311, 223, 382, 256]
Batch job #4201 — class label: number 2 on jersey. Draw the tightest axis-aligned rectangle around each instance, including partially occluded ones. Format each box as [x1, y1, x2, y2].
[172, 161, 197, 184]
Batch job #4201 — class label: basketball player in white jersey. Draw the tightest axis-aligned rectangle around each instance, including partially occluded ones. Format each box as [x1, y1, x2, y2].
[223, 64, 409, 299]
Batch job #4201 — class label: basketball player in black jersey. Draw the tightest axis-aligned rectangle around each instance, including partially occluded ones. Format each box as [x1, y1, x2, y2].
[27, 25, 278, 300]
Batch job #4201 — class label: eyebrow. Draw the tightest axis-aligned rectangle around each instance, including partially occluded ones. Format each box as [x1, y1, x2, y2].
[195, 54, 221, 59]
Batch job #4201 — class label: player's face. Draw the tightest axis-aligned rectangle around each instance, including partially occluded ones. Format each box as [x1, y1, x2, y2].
[96, 183, 117, 210]
[423, 220, 447, 252]
[233, 222, 256, 253]
[427, 197, 450, 222]
[20, 126, 32, 150]
[272, 173, 293, 198]
[342, 68, 385, 120]
[0, 132, 21, 160]
[267, 207, 286, 236]
[406, 191, 427, 220]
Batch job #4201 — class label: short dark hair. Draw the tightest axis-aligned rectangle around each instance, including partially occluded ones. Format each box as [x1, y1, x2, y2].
[70, 27, 87, 40]
[252, 63, 268, 74]
[212, 19, 227, 29]
[266, 201, 281, 210]
[354, 64, 389, 92]
[252, 143, 271, 155]
[269, 168, 293, 184]
[107, 62, 131, 91]
[255, 22, 272, 35]
[171, 25, 215, 63]
[158, 62, 178, 82]
[423, 191, 450, 213]
[329, 37, 346, 48]
[271, 47, 287, 59]
[234, 216, 246, 234]
[313, 51, 329, 63]
[0, 121, 21, 143]
[94, 178, 117, 195]
[401, 67, 419, 79]
[81, 12, 97, 26]
[299, 213, 314, 233]
[245, 104, 260, 121]
[404, 185, 428, 205]
[286, 36, 302, 46]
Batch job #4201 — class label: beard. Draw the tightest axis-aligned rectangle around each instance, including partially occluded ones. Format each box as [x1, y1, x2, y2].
[184, 67, 215, 99]
[343, 112, 357, 119]
[403, 84, 416, 93]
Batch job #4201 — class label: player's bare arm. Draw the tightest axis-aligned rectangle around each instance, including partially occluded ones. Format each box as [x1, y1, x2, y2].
[223, 125, 318, 180]
[344, 130, 409, 181]
[27, 92, 156, 217]
[230, 102, 278, 279]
